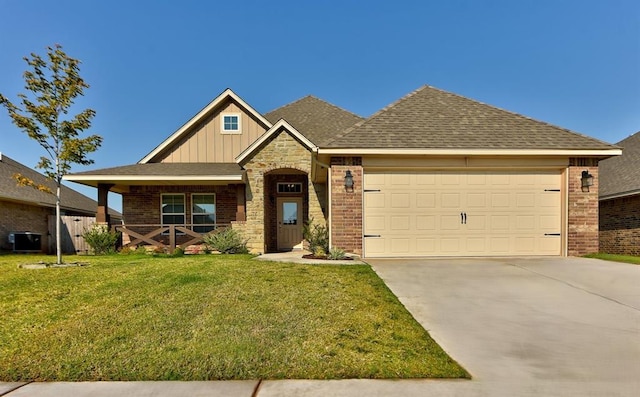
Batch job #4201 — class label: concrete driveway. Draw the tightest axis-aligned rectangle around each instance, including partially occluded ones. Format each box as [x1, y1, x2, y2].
[368, 257, 640, 396]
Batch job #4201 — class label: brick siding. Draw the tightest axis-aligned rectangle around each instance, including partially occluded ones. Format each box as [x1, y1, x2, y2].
[122, 184, 238, 245]
[329, 157, 363, 255]
[0, 200, 51, 252]
[599, 195, 640, 255]
[567, 158, 599, 256]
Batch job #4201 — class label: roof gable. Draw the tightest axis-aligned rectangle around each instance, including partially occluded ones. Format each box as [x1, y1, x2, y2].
[265, 95, 363, 146]
[140, 89, 272, 163]
[235, 119, 316, 164]
[325, 85, 618, 151]
[599, 131, 640, 199]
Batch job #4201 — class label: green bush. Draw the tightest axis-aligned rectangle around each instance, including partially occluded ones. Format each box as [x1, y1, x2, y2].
[202, 228, 248, 254]
[327, 247, 347, 260]
[82, 224, 120, 255]
[303, 218, 329, 256]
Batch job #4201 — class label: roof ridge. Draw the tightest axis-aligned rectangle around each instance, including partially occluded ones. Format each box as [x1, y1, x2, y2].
[266, 94, 363, 120]
[324, 85, 429, 146]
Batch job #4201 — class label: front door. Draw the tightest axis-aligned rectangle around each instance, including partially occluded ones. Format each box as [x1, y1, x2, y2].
[277, 197, 303, 251]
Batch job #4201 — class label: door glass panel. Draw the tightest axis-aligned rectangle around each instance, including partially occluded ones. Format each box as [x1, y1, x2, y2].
[282, 202, 298, 225]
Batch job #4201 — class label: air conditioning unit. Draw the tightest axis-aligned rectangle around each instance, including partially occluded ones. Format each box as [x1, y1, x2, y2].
[8, 232, 42, 253]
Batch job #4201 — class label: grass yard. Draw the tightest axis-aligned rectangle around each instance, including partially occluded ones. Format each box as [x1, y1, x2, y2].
[584, 252, 640, 265]
[0, 254, 468, 381]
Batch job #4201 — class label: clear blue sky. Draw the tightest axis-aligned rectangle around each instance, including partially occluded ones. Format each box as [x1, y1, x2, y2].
[1, 0, 639, 212]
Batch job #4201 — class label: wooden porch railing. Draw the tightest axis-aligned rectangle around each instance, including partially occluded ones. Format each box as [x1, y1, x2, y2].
[112, 224, 229, 252]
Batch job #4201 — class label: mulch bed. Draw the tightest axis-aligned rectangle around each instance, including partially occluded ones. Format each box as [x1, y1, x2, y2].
[302, 254, 353, 260]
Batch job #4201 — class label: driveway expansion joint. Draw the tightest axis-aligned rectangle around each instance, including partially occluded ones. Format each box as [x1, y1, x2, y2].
[509, 262, 640, 312]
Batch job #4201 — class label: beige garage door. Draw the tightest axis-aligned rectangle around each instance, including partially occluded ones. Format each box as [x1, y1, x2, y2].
[363, 170, 562, 257]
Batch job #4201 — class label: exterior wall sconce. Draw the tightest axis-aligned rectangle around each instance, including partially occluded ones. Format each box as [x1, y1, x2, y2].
[344, 170, 354, 191]
[581, 170, 594, 192]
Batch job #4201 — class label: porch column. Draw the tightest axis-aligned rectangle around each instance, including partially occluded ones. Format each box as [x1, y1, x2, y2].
[96, 183, 114, 225]
[236, 184, 246, 221]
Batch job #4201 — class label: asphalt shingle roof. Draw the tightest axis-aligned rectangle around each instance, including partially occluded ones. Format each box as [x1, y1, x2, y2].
[599, 132, 640, 199]
[265, 96, 364, 146]
[325, 85, 617, 150]
[0, 153, 120, 216]
[70, 162, 243, 176]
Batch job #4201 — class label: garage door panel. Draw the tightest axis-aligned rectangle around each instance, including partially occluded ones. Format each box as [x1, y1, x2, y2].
[466, 237, 487, 253]
[363, 170, 562, 257]
[490, 192, 511, 208]
[441, 215, 462, 230]
[416, 193, 436, 208]
[467, 214, 487, 230]
[391, 193, 410, 208]
[365, 192, 386, 208]
[364, 215, 386, 231]
[440, 238, 460, 252]
[416, 215, 436, 230]
[416, 238, 435, 252]
[391, 238, 410, 254]
[390, 216, 410, 230]
[441, 193, 461, 208]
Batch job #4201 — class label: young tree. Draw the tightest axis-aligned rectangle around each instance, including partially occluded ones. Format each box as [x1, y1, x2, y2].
[0, 44, 102, 264]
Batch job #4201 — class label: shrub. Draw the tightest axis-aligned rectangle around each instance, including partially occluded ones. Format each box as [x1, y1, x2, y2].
[82, 224, 120, 255]
[135, 245, 148, 255]
[202, 228, 249, 254]
[303, 218, 329, 256]
[172, 247, 184, 257]
[327, 247, 347, 260]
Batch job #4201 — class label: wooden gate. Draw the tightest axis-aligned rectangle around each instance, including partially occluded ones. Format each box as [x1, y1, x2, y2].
[48, 215, 95, 254]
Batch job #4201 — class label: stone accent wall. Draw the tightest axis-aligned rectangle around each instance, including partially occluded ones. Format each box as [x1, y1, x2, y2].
[567, 158, 599, 256]
[122, 184, 238, 245]
[0, 200, 51, 252]
[242, 129, 326, 254]
[330, 157, 363, 255]
[599, 195, 640, 255]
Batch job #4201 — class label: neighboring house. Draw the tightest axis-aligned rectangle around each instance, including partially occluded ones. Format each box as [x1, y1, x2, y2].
[0, 152, 121, 253]
[599, 131, 640, 255]
[65, 85, 620, 258]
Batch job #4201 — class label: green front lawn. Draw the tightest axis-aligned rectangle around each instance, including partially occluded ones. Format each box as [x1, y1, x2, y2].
[584, 252, 640, 265]
[0, 254, 468, 381]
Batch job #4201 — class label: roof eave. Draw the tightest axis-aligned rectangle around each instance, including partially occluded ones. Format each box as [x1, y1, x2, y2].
[317, 148, 622, 157]
[599, 189, 640, 201]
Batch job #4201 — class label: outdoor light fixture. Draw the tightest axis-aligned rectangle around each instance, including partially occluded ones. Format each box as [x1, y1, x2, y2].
[344, 170, 354, 191]
[581, 170, 594, 192]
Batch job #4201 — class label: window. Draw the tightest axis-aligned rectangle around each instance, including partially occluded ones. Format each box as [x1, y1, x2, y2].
[161, 194, 185, 231]
[192, 194, 216, 233]
[221, 114, 240, 133]
[277, 183, 302, 193]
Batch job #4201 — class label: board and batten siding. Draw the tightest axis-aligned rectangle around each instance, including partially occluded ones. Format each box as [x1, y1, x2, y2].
[159, 101, 268, 163]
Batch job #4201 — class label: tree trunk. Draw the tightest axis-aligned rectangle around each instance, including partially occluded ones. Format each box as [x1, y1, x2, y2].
[56, 184, 62, 265]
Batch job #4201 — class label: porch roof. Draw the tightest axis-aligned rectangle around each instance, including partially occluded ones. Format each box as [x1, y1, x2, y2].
[64, 163, 245, 193]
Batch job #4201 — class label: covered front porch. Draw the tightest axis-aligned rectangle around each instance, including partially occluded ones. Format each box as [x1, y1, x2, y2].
[64, 163, 247, 252]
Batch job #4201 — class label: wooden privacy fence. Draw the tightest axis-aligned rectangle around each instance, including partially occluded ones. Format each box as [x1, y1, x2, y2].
[48, 215, 95, 254]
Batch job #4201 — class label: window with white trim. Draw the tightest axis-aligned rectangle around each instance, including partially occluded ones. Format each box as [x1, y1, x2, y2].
[221, 114, 240, 133]
[161, 194, 185, 230]
[192, 193, 216, 233]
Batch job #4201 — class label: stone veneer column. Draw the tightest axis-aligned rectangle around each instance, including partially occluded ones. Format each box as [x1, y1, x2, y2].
[567, 158, 599, 256]
[330, 157, 363, 255]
